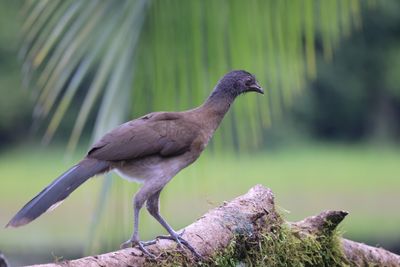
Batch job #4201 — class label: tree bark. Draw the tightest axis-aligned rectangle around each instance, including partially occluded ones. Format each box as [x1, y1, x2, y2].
[29, 185, 400, 267]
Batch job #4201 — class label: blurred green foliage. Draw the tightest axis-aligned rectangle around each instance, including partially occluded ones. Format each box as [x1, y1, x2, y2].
[0, 1, 32, 145]
[19, 0, 363, 153]
[290, 0, 400, 142]
[0, 1, 399, 149]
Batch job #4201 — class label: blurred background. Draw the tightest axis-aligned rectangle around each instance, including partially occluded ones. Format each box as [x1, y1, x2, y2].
[0, 0, 399, 266]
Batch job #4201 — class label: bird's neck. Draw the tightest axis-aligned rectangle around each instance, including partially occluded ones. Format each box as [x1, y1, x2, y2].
[198, 88, 235, 129]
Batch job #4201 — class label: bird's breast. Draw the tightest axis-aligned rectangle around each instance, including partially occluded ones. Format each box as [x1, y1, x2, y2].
[112, 154, 194, 183]
[193, 128, 215, 152]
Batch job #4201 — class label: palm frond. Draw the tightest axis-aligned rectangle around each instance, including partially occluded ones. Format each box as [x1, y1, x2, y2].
[23, 0, 365, 151]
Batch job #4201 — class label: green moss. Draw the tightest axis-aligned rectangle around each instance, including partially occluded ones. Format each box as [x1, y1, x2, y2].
[140, 209, 348, 267]
[141, 221, 348, 267]
[143, 246, 208, 267]
[213, 223, 348, 267]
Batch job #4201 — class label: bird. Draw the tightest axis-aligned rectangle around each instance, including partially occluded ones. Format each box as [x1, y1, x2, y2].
[0, 251, 9, 267]
[7, 70, 263, 258]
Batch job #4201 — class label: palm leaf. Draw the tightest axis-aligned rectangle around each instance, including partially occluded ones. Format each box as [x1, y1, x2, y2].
[22, 0, 365, 151]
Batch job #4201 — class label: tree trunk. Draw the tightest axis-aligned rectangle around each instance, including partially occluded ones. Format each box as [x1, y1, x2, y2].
[28, 185, 399, 267]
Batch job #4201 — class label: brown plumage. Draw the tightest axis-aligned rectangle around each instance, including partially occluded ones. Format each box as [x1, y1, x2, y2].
[7, 70, 263, 257]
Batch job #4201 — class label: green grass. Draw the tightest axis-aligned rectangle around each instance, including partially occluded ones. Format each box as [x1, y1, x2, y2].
[0, 143, 399, 262]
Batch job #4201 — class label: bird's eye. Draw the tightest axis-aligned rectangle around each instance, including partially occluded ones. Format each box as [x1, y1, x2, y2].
[245, 78, 253, 86]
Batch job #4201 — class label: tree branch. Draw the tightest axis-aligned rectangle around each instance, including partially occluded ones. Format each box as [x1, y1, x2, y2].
[28, 185, 399, 267]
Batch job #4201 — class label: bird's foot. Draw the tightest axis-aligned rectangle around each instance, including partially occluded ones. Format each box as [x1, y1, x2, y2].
[120, 238, 156, 258]
[139, 230, 185, 247]
[157, 230, 202, 259]
[156, 229, 185, 240]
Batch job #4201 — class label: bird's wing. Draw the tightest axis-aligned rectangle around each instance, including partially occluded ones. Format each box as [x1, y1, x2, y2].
[87, 112, 200, 161]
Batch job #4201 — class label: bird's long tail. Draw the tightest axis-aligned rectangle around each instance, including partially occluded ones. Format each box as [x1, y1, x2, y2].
[6, 158, 110, 228]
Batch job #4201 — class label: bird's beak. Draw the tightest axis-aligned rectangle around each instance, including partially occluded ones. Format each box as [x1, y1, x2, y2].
[249, 82, 264, 94]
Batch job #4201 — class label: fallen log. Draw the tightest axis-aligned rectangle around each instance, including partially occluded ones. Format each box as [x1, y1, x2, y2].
[30, 185, 400, 267]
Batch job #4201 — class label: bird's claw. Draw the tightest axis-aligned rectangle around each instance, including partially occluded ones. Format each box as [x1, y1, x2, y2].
[120, 239, 133, 249]
[120, 239, 156, 258]
[156, 229, 185, 240]
[120, 229, 202, 260]
[157, 231, 203, 259]
[141, 239, 157, 246]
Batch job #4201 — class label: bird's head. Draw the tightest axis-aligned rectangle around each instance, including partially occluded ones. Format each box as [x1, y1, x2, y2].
[213, 70, 264, 98]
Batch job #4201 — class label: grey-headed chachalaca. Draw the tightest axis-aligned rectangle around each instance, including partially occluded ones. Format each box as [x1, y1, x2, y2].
[7, 70, 263, 257]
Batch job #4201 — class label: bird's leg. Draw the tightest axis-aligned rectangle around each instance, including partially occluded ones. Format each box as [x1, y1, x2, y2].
[146, 190, 203, 259]
[120, 186, 155, 258]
